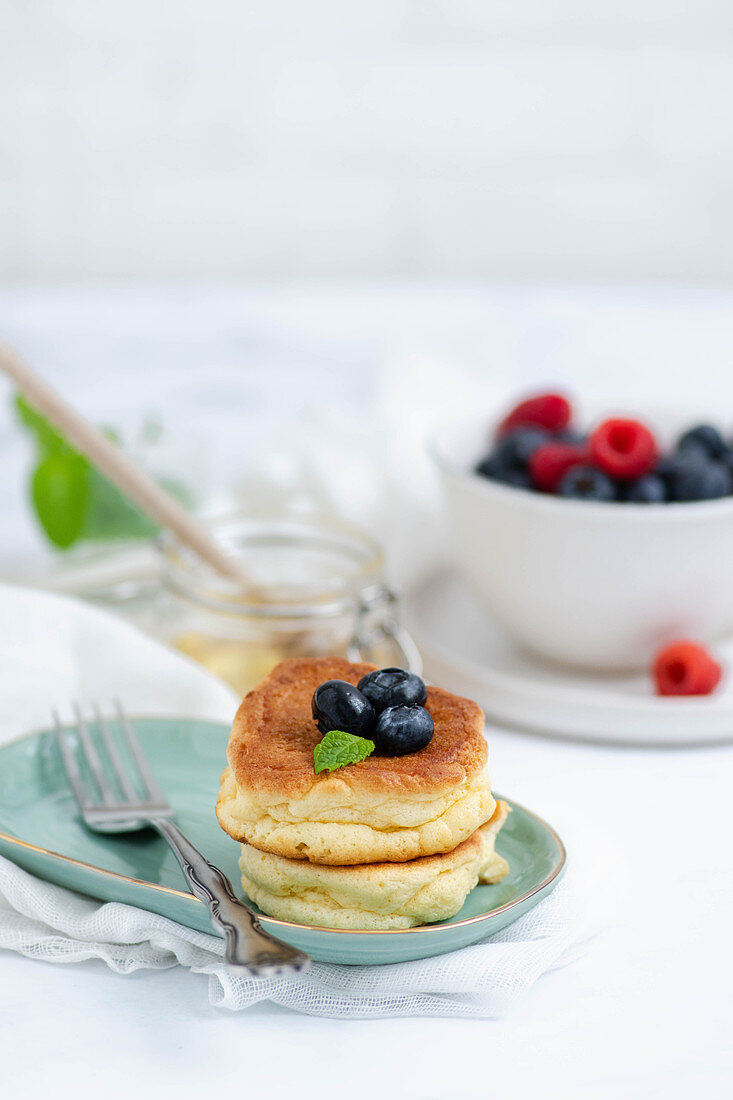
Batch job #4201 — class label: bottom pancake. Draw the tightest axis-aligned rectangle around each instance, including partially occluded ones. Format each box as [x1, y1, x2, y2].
[239, 801, 510, 930]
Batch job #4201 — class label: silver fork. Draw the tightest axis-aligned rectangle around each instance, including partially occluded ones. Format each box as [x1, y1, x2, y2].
[54, 700, 310, 978]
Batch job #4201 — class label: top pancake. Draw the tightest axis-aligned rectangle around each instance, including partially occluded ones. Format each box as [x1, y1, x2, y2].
[226, 656, 488, 800]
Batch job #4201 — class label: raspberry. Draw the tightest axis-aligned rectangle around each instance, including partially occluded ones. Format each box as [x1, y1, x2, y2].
[653, 641, 722, 696]
[498, 392, 572, 436]
[529, 442, 589, 492]
[590, 418, 657, 480]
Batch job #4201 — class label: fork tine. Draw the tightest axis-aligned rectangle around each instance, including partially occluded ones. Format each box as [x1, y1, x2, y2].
[93, 702, 138, 801]
[53, 710, 91, 809]
[72, 700, 115, 805]
[114, 700, 167, 804]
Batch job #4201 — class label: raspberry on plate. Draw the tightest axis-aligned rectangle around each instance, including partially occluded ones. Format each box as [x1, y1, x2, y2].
[590, 418, 658, 480]
[498, 392, 572, 436]
[652, 641, 722, 696]
[529, 441, 589, 492]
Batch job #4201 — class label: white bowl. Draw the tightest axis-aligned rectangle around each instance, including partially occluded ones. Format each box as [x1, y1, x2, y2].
[431, 413, 733, 672]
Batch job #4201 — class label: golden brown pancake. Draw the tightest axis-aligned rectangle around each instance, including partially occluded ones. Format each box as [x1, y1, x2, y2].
[216, 657, 498, 865]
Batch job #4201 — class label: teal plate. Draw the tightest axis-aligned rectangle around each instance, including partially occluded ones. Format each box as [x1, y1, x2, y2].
[0, 718, 566, 965]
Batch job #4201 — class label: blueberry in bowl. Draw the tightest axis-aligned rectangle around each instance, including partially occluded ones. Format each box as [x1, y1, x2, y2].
[624, 474, 667, 503]
[558, 466, 616, 502]
[490, 466, 534, 490]
[665, 455, 732, 501]
[677, 424, 727, 461]
[475, 427, 548, 487]
[492, 427, 550, 470]
[475, 454, 534, 489]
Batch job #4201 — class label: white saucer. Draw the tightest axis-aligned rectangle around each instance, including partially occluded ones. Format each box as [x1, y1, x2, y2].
[404, 570, 733, 746]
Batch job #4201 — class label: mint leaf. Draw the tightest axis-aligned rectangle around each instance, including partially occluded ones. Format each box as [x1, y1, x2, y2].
[313, 730, 375, 774]
[31, 452, 89, 548]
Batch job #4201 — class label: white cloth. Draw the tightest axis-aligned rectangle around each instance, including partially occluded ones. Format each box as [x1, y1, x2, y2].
[0, 584, 603, 1017]
[0, 848, 599, 1018]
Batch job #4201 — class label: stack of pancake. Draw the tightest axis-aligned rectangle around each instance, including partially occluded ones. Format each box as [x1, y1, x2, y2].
[216, 656, 509, 930]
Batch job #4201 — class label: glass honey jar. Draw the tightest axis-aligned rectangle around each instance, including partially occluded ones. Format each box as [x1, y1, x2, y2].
[154, 513, 421, 696]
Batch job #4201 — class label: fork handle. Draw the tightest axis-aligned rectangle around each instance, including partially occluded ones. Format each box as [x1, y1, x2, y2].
[150, 819, 310, 975]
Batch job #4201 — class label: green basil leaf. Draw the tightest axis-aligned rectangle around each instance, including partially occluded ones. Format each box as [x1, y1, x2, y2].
[31, 453, 89, 548]
[16, 392, 193, 546]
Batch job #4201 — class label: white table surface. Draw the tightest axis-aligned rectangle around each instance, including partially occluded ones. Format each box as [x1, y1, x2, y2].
[1, 284, 733, 1098]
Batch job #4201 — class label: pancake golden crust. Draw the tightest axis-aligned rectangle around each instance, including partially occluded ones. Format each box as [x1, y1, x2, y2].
[238, 801, 511, 930]
[227, 656, 487, 800]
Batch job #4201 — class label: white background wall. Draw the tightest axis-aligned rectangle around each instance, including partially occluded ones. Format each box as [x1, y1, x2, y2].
[2, 1, 733, 284]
